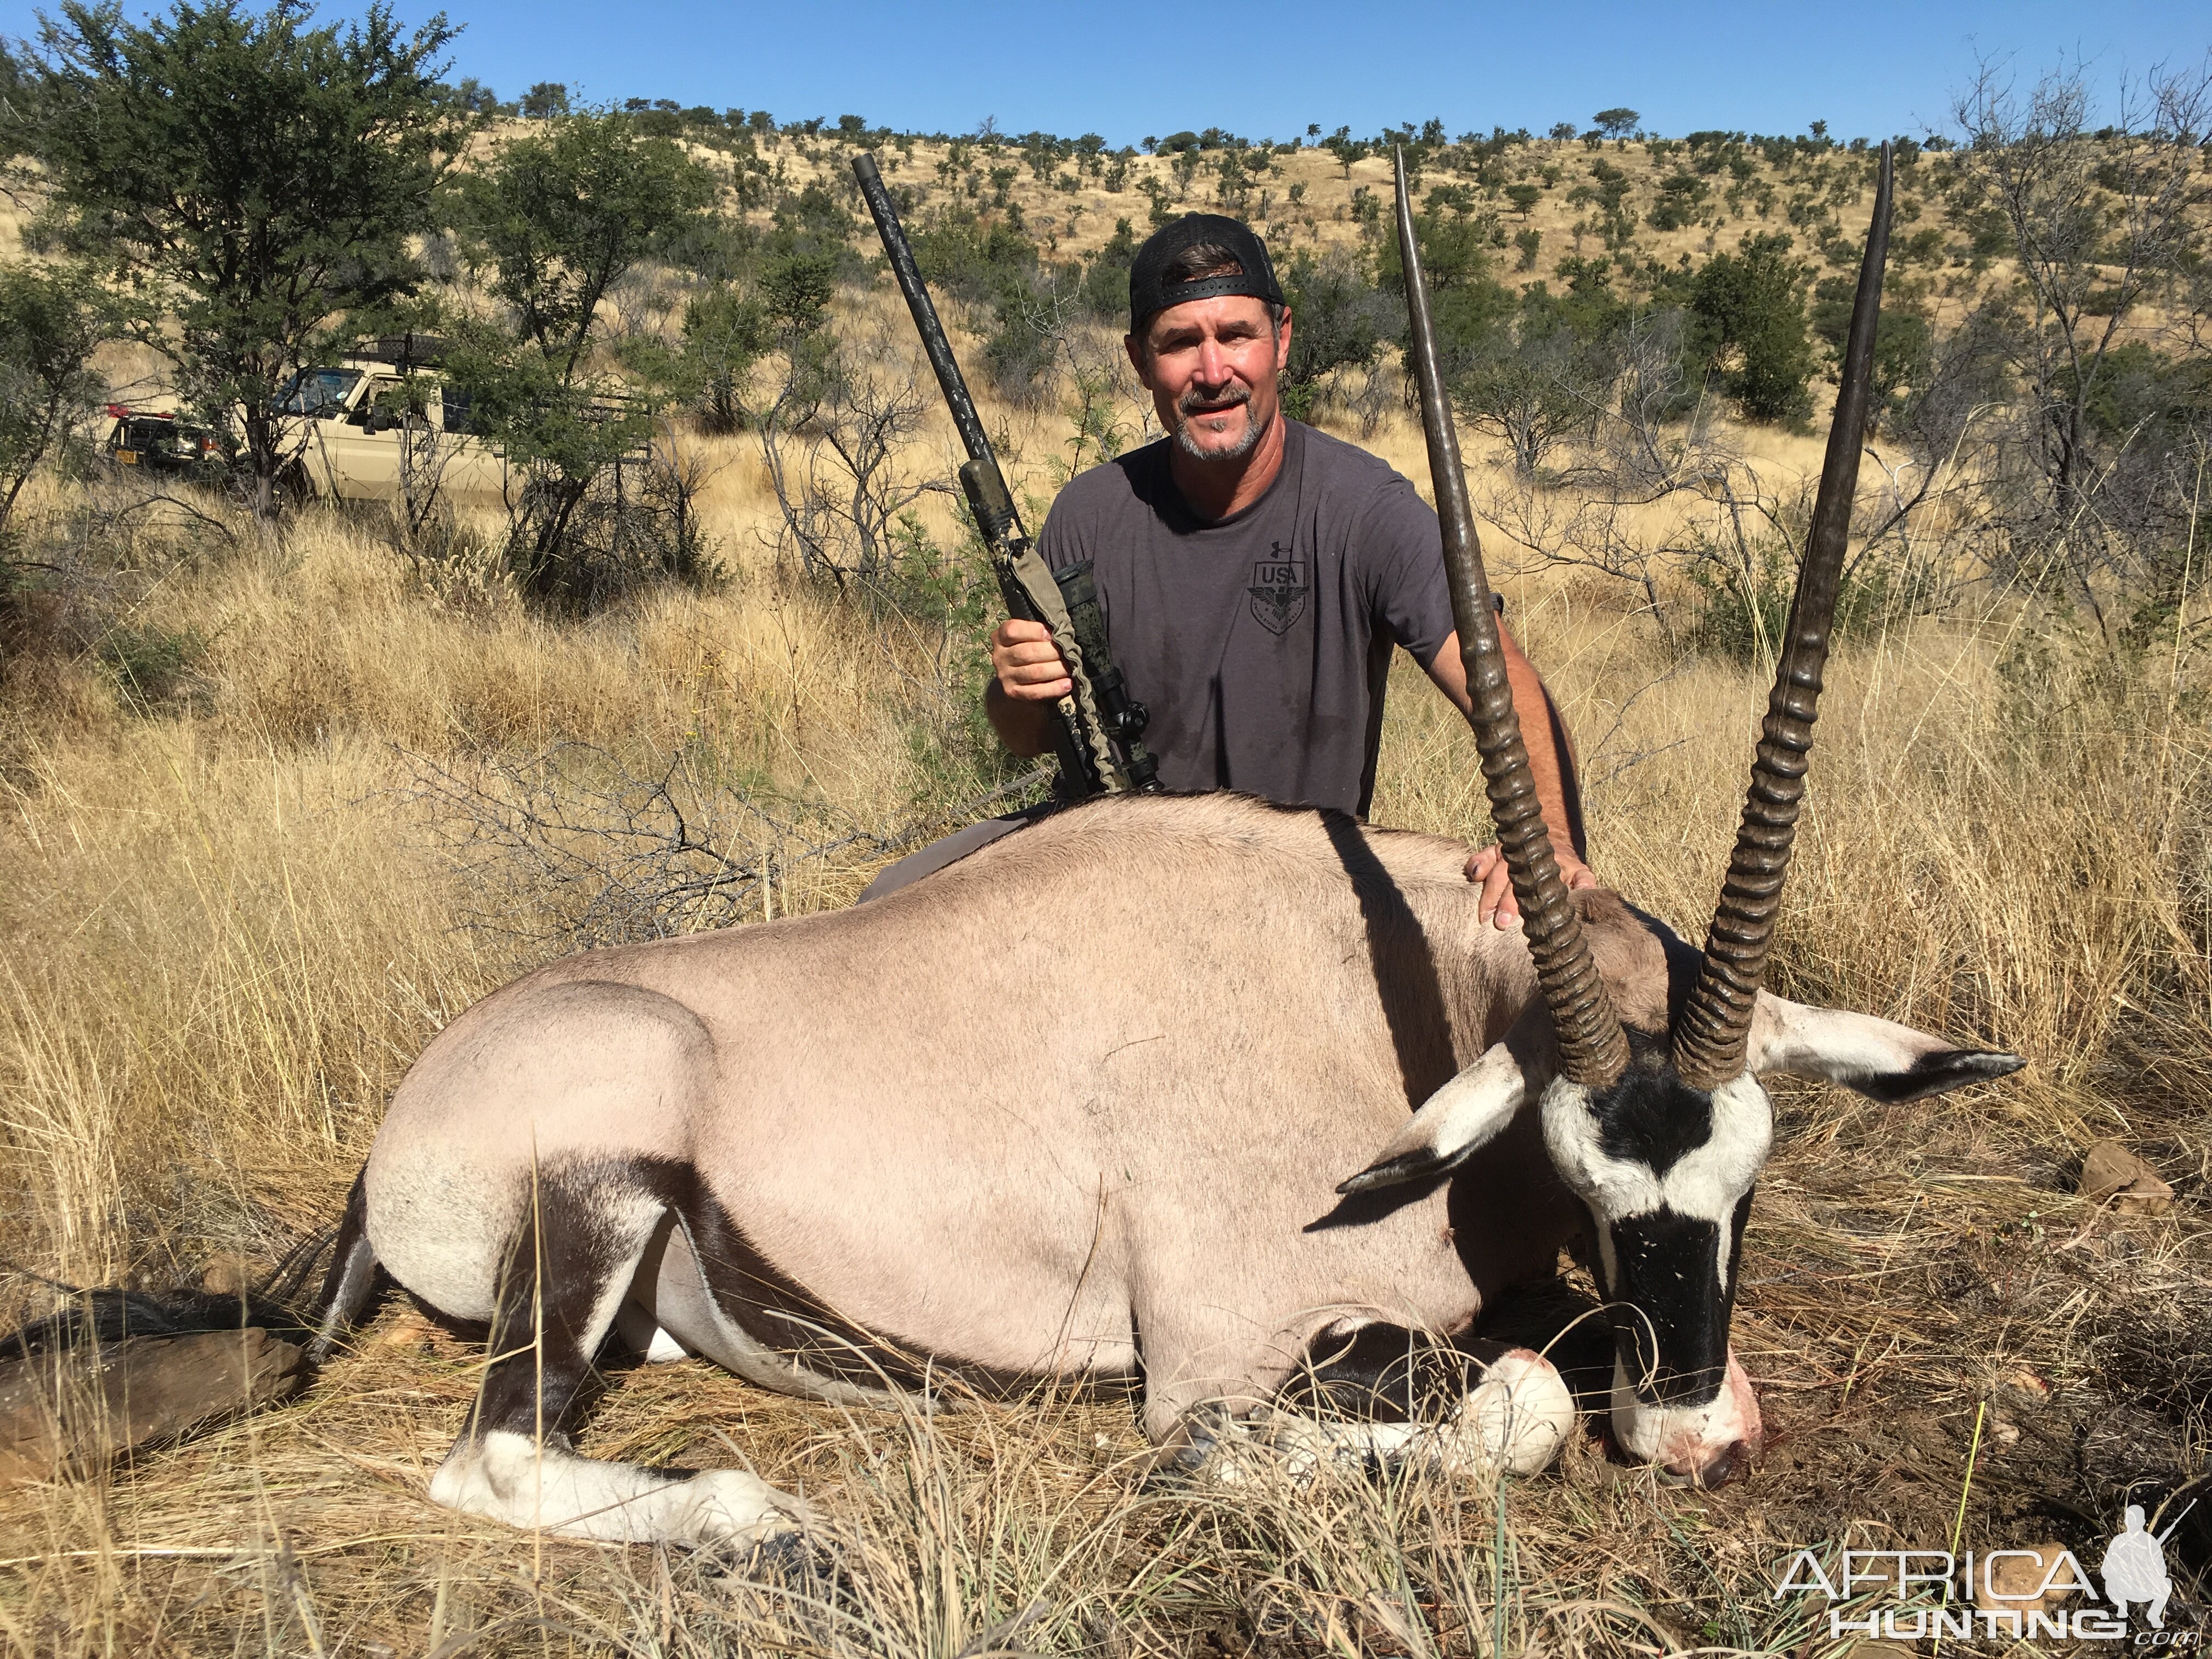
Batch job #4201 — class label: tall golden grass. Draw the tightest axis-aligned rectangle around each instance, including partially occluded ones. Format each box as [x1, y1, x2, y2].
[1, 309, 2207, 1654]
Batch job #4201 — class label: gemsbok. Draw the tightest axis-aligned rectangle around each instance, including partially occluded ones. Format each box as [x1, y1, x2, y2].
[309, 143, 2023, 1545]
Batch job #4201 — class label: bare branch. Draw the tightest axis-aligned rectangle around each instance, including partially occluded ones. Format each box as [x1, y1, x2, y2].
[391, 742, 1052, 951]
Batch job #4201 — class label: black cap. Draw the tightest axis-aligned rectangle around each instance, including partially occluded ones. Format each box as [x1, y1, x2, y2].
[1127, 213, 1284, 334]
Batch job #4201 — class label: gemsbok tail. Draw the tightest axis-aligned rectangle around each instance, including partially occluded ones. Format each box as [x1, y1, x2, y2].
[1, 1169, 379, 1367]
[306, 1167, 382, 1364]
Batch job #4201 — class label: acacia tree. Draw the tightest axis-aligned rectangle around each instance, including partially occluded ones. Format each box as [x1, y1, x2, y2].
[1455, 325, 1601, 476]
[682, 283, 771, 434]
[520, 80, 569, 120]
[23, 0, 463, 521]
[1688, 232, 1816, 421]
[0, 264, 105, 544]
[1952, 58, 2212, 529]
[1278, 250, 1395, 421]
[447, 110, 715, 606]
[0, 41, 34, 165]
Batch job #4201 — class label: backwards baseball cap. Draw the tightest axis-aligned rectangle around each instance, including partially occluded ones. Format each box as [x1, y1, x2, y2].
[1127, 213, 1284, 334]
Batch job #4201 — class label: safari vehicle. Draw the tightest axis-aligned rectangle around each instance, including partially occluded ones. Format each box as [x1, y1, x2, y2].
[273, 337, 657, 509]
[272, 336, 509, 506]
[101, 404, 228, 476]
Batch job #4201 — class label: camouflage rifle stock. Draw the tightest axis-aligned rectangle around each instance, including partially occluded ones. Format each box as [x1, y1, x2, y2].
[851, 151, 1158, 799]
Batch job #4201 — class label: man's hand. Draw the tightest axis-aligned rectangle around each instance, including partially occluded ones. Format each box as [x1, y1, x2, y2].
[984, 618, 1073, 757]
[990, 618, 1073, 702]
[1465, 843, 1598, 930]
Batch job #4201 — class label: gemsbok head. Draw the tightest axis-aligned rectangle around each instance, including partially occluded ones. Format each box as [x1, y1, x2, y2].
[1339, 143, 2023, 1483]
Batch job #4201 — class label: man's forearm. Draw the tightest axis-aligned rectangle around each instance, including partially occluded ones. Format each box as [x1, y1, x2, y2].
[1501, 636, 1587, 861]
[985, 680, 1056, 758]
[1425, 625, 1588, 862]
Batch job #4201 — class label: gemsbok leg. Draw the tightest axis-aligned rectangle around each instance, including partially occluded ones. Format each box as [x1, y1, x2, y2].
[426, 1167, 808, 1547]
[1273, 1323, 1575, 1476]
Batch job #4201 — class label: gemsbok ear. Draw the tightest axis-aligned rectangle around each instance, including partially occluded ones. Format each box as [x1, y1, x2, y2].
[1338, 1042, 1530, 1195]
[1747, 993, 2025, 1104]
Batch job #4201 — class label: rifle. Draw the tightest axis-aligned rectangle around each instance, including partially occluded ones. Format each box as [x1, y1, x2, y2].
[851, 151, 1158, 799]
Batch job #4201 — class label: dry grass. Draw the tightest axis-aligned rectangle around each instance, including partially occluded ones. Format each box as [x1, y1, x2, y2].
[1, 363, 2208, 1654]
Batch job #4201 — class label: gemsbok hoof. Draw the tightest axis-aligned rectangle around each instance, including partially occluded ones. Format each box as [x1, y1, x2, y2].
[427, 1430, 812, 1549]
[1193, 1347, 1575, 1486]
[735, 1525, 842, 1589]
[1438, 1348, 1575, 1476]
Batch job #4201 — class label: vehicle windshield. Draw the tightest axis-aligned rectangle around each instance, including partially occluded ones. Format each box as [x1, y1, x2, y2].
[274, 368, 362, 416]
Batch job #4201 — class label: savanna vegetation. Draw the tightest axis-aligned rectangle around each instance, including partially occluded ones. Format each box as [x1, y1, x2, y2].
[1, 6, 2209, 1652]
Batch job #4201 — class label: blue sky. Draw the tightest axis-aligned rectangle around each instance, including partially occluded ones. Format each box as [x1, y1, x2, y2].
[6, 0, 2206, 145]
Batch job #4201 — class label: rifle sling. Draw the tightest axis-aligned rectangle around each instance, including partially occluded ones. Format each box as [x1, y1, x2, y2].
[1002, 540, 1130, 794]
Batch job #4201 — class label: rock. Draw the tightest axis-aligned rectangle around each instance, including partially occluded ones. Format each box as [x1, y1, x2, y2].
[1974, 1542, 2080, 1613]
[2079, 1141, 2173, 1216]
[0, 1328, 308, 1487]
[370, 1307, 439, 1349]
[199, 1254, 258, 1296]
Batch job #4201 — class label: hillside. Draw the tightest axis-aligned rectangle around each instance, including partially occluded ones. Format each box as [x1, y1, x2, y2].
[742, 126, 1920, 288]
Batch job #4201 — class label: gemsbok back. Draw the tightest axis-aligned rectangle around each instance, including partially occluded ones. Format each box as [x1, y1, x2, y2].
[310, 143, 2024, 1547]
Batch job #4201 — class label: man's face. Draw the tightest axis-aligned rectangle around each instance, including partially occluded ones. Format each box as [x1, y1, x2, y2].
[1127, 296, 1293, 465]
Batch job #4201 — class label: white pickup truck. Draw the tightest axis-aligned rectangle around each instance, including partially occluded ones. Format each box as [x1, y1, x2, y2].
[272, 337, 510, 505]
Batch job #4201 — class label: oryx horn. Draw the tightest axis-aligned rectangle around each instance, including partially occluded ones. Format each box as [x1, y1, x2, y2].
[1393, 149, 1629, 1090]
[1672, 142, 1896, 1091]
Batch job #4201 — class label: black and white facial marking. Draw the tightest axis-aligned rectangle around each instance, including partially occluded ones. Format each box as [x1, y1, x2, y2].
[1540, 1048, 1773, 1412]
[1601, 1189, 1754, 1404]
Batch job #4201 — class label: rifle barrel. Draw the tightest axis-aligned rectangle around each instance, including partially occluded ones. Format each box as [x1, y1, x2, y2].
[851, 153, 998, 480]
[854, 149, 1158, 799]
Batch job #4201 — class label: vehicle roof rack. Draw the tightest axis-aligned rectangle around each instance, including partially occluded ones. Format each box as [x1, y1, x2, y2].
[350, 333, 449, 369]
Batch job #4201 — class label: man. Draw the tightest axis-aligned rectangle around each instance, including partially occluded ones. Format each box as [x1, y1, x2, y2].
[2101, 1505, 2174, 1628]
[862, 212, 1591, 918]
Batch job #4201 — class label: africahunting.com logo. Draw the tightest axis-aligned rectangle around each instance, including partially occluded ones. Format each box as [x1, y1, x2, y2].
[1773, 1505, 2196, 1645]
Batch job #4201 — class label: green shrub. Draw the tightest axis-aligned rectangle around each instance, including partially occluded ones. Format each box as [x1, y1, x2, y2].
[1080, 219, 1137, 321]
[0, 262, 106, 540]
[1684, 232, 1816, 422]
[1278, 252, 1393, 421]
[1646, 170, 1708, 231]
[1685, 537, 1892, 664]
[982, 308, 1053, 404]
[761, 253, 837, 334]
[96, 622, 206, 708]
[1809, 279, 1931, 428]
[911, 208, 1039, 307]
[682, 283, 771, 432]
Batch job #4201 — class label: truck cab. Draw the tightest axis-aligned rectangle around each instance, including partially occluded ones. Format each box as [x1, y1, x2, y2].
[272, 337, 506, 505]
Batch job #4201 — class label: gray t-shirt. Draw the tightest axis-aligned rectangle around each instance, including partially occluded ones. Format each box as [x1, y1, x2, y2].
[1038, 419, 1455, 817]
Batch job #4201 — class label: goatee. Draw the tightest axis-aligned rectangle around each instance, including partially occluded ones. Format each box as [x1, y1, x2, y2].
[1172, 388, 1265, 464]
